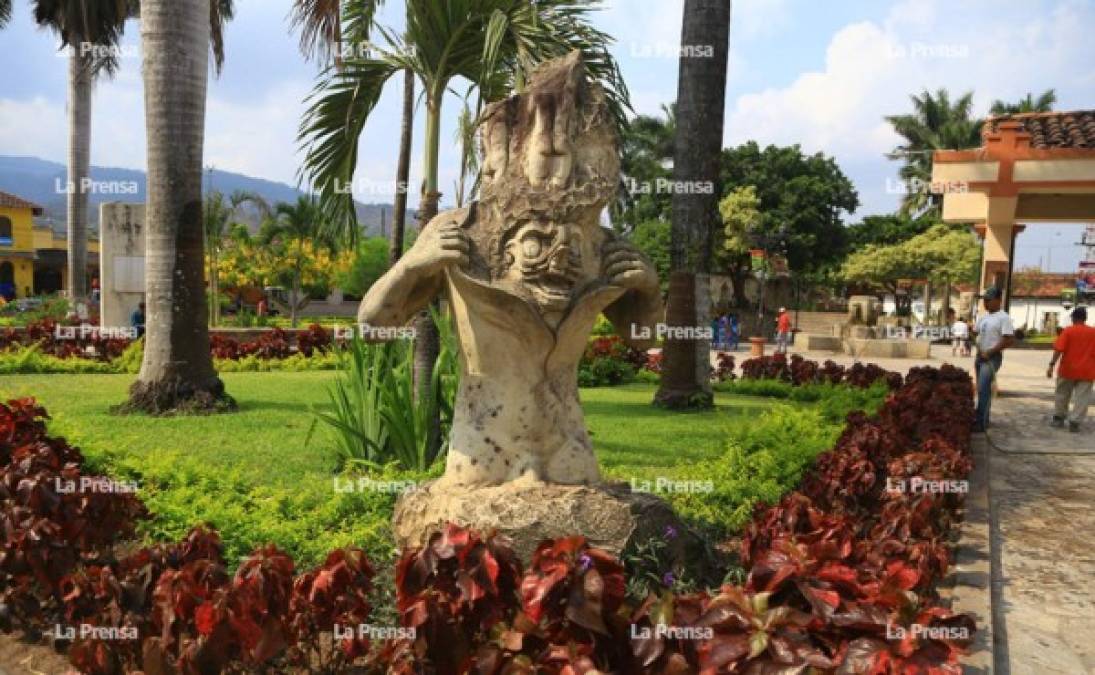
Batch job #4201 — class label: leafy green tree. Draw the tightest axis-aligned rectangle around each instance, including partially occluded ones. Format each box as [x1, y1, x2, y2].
[990, 89, 1056, 115]
[612, 104, 675, 232]
[204, 190, 269, 326]
[264, 197, 341, 326]
[716, 142, 858, 303]
[845, 213, 935, 250]
[842, 223, 979, 300]
[885, 89, 983, 216]
[627, 219, 671, 284]
[716, 185, 762, 307]
[338, 236, 391, 297]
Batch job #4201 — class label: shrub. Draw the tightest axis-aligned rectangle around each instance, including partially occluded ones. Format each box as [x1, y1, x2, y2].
[312, 310, 458, 472]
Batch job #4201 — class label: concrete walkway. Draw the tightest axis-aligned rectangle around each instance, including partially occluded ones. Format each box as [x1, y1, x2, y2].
[787, 346, 1095, 674]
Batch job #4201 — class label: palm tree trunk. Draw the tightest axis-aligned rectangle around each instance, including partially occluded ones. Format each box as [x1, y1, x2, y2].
[413, 97, 443, 458]
[389, 68, 414, 267]
[67, 48, 91, 306]
[127, 0, 230, 414]
[654, 0, 731, 410]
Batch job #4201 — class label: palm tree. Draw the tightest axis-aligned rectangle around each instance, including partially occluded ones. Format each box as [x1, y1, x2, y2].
[653, 0, 731, 410]
[300, 0, 629, 459]
[204, 190, 269, 325]
[885, 89, 983, 216]
[990, 89, 1057, 115]
[289, 0, 414, 267]
[264, 196, 332, 327]
[612, 103, 676, 232]
[31, 1, 131, 306]
[0, 0, 12, 28]
[126, 0, 232, 413]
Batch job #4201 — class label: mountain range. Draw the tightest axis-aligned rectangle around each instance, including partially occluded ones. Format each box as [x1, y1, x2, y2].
[0, 155, 408, 237]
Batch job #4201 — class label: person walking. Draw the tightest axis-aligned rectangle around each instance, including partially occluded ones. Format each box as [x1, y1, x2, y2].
[718, 313, 731, 350]
[971, 288, 1015, 432]
[1047, 306, 1094, 433]
[775, 307, 792, 354]
[951, 315, 970, 357]
[729, 313, 740, 351]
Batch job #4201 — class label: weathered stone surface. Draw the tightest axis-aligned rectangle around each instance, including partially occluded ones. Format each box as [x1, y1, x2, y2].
[393, 480, 717, 579]
[794, 333, 842, 351]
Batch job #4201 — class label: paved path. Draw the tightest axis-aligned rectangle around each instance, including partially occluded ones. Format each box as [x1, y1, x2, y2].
[787, 345, 1095, 674]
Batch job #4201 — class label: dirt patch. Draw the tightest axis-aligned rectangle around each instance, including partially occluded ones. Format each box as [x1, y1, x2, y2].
[0, 632, 74, 674]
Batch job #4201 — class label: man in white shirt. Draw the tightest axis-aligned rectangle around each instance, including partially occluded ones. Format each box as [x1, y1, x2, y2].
[951, 316, 970, 356]
[970, 288, 1015, 432]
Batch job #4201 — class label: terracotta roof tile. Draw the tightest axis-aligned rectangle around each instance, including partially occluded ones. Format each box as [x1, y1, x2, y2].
[984, 110, 1095, 150]
[0, 190, 44, 215]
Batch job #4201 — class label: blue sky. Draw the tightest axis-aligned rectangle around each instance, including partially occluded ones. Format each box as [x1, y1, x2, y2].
[1, 0, 1092, 270]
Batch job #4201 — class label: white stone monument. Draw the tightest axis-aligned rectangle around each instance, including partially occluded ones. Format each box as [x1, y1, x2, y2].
[99, 203, 146, 329]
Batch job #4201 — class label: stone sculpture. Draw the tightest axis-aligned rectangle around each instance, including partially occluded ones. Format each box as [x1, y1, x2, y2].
[359, 51, 663, 490]
[360, 54, 714, 574]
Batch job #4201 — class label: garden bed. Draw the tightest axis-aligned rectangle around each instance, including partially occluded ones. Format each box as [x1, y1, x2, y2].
[0, 362, 976, 672]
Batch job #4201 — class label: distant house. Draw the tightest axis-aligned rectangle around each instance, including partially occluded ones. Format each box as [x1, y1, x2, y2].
[0, 189, 100, 300]
[1003, 270, 1080, 333]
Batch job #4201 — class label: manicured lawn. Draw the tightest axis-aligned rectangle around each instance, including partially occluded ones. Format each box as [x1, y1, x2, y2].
[0, 373, 785, 566]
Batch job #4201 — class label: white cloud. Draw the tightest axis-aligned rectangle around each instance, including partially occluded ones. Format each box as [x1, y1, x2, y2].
[0, 97, 67, 159]
[722, 0, 1095, 215]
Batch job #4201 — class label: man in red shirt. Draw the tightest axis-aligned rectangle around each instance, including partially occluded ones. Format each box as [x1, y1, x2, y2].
[775, 307, 792, 354]
[1048, 307, 1094, 433]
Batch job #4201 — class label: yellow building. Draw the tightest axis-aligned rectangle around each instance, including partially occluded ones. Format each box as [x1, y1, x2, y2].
[0, 189, 100, 300]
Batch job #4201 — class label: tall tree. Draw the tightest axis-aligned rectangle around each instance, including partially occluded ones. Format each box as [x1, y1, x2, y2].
[32, 0, 130, 306]
[300, 0, 629, 458]
[654, 0, 731, 410]
[990, 89, 1056, 115]
[885, 89, 982, 217]
[0, 0, 11, 28]
[611, 104, 676, 232]
[127, 0, 230, 413]
[289, 0, 413, 266]
[203, 190, 268, 326]
[715, 142, 858, 306]
[265, 196, 334, 327]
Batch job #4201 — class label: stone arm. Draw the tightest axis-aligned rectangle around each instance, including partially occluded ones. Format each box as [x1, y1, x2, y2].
[358, 211, 470, 327]
[600, 238, 664, 350]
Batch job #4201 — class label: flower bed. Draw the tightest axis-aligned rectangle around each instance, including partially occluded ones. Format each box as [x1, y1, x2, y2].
[1, 364, 976, 673]
[0, 322, 341, 374]
[741, 353, 904, 390]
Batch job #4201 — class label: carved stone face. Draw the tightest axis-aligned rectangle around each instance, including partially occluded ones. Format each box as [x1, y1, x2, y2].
[502, 220, 585, 313]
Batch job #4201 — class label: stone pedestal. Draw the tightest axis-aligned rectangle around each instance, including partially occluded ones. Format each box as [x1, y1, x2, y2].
[749, 336, 766, 357]
[99, 203, 146, 329]
[393, 480, 717, 581]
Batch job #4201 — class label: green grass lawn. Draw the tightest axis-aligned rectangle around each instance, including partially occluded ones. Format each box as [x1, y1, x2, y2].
[0, 373, 794, 567]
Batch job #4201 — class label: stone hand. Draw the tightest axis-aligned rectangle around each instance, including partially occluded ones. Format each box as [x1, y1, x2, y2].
[403, 221, 470, 275]
[602, 241, 658, 293]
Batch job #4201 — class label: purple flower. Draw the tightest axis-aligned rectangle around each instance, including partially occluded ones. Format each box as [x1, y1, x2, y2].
[662, 572, 676, 587]
[664, 525, 678, 540]
[578, 553, 593, 572]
